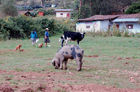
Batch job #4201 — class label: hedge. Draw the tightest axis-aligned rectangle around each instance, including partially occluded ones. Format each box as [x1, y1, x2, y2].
[0, 16, 70, 40]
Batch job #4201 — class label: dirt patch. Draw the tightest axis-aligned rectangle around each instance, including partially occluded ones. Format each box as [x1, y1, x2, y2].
[117, 57, 134, 61]
[84, 55, 99, 58]
[0, 69, 140, 92]
[58, 84, 140, 92]
[0, 84, 14, 92]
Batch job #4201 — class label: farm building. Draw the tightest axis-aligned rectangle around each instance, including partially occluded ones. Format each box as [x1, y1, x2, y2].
[76, 14, 140, 33]
[55, 9, 73, 18]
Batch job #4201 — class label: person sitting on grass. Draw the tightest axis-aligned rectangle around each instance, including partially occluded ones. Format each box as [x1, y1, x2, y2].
[44, 28, 50, 47]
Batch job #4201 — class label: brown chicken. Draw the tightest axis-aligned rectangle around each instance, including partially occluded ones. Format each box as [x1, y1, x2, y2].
[15, 44, 22, 50]
[38, 43, 43, 48]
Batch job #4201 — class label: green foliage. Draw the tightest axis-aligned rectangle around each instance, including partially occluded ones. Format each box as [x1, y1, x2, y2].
[125, 1, 140, 14]
[73, 0, 138, 18]
[112, 25, 121, 37]
[121, 30, 130, 37]
[38, 8, 55, 15]
[0, 16, 70, 40]
[79, 5, 91, 18]
[1, 0, 18, 16]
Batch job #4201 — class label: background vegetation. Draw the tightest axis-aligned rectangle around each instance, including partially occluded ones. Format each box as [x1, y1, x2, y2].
[0, 0, 140, 40]
[0, 16, 72, 40]
[125, 1, 140, 14]
[76, 0, 140, 18]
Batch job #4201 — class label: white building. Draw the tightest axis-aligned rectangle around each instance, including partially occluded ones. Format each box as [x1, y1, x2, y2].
[55, 9, 73, 18]
[76, 14, 140, 33]
[113, 14, 140, 33]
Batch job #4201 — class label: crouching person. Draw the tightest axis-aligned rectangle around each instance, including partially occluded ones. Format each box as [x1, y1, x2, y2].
[52, 45, 84, 71]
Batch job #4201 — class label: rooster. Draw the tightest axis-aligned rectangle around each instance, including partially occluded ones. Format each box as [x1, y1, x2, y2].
[38, 43, 43, 48]
[15, 44, 22, 50]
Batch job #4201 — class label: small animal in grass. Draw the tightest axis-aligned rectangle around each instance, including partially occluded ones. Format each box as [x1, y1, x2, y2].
[38, 43, 43, 48]
[15, 44, 22, 50]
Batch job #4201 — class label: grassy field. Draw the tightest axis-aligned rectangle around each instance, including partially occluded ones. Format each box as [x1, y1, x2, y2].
[0, 35, 140, 91]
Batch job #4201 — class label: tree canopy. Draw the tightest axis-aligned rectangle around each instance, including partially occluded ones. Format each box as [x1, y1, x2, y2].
[125, 1, 140, 14]
[76, 0, 139, 18]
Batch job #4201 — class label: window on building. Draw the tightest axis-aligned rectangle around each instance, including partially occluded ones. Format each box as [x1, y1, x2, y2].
[86, 25, 90, 29]
[116, 24, 119, 29]
[60, 13, 63, 15]
[67, 13, 70, 17]
[126, 24, 133, 29]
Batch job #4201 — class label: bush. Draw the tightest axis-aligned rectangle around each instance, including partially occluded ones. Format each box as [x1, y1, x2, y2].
[0, 16, 70, 40]
[38, 8, 55, 16]
[121, 30, 130, 37]
[111, 25, 121, 37]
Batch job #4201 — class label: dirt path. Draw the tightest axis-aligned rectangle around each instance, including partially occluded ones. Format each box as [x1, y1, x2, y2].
[0, 70, 139, 92]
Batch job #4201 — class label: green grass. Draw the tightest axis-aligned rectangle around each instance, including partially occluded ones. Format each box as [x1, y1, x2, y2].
[0, 35, 140, 89]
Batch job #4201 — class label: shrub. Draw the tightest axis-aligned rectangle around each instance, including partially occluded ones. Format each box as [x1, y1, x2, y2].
[121, 29, 130, 37]
[0, 16, 70, 40]
[38, 8, 55, 16]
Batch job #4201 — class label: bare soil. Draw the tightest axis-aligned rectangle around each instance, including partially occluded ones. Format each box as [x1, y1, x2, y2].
[0, 69, 139, 92]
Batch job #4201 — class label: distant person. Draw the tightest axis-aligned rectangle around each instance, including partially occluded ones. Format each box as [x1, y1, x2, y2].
[33, 29, 39, 43]
[44, 28, 50, 47]
[30, 30, 37, 46]
[33, 29, 38, 39]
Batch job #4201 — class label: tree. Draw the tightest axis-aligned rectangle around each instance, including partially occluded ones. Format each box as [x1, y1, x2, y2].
[75, 0, 139, 18]
[125, 1, 140, 14]
[1, 0, 18, 17]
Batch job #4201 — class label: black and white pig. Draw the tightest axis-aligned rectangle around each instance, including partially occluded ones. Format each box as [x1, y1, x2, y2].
[52, 45, 84, 71]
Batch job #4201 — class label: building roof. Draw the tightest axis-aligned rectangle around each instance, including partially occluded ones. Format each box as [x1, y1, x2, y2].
[78, 15, 118, 22]
[118, 13, 140, 19]
[78, 13, 140, 22]
[55, 9, 73, 12]
[113, 18, 140, 22]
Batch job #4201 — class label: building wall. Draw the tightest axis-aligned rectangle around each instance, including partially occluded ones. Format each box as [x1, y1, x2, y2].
[56, 12, 71, 18]
[100, 20, 110, 31]
[114, 22, 140, 33]
[76, 21, 101, 32]
[76, 20, 140, 33]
